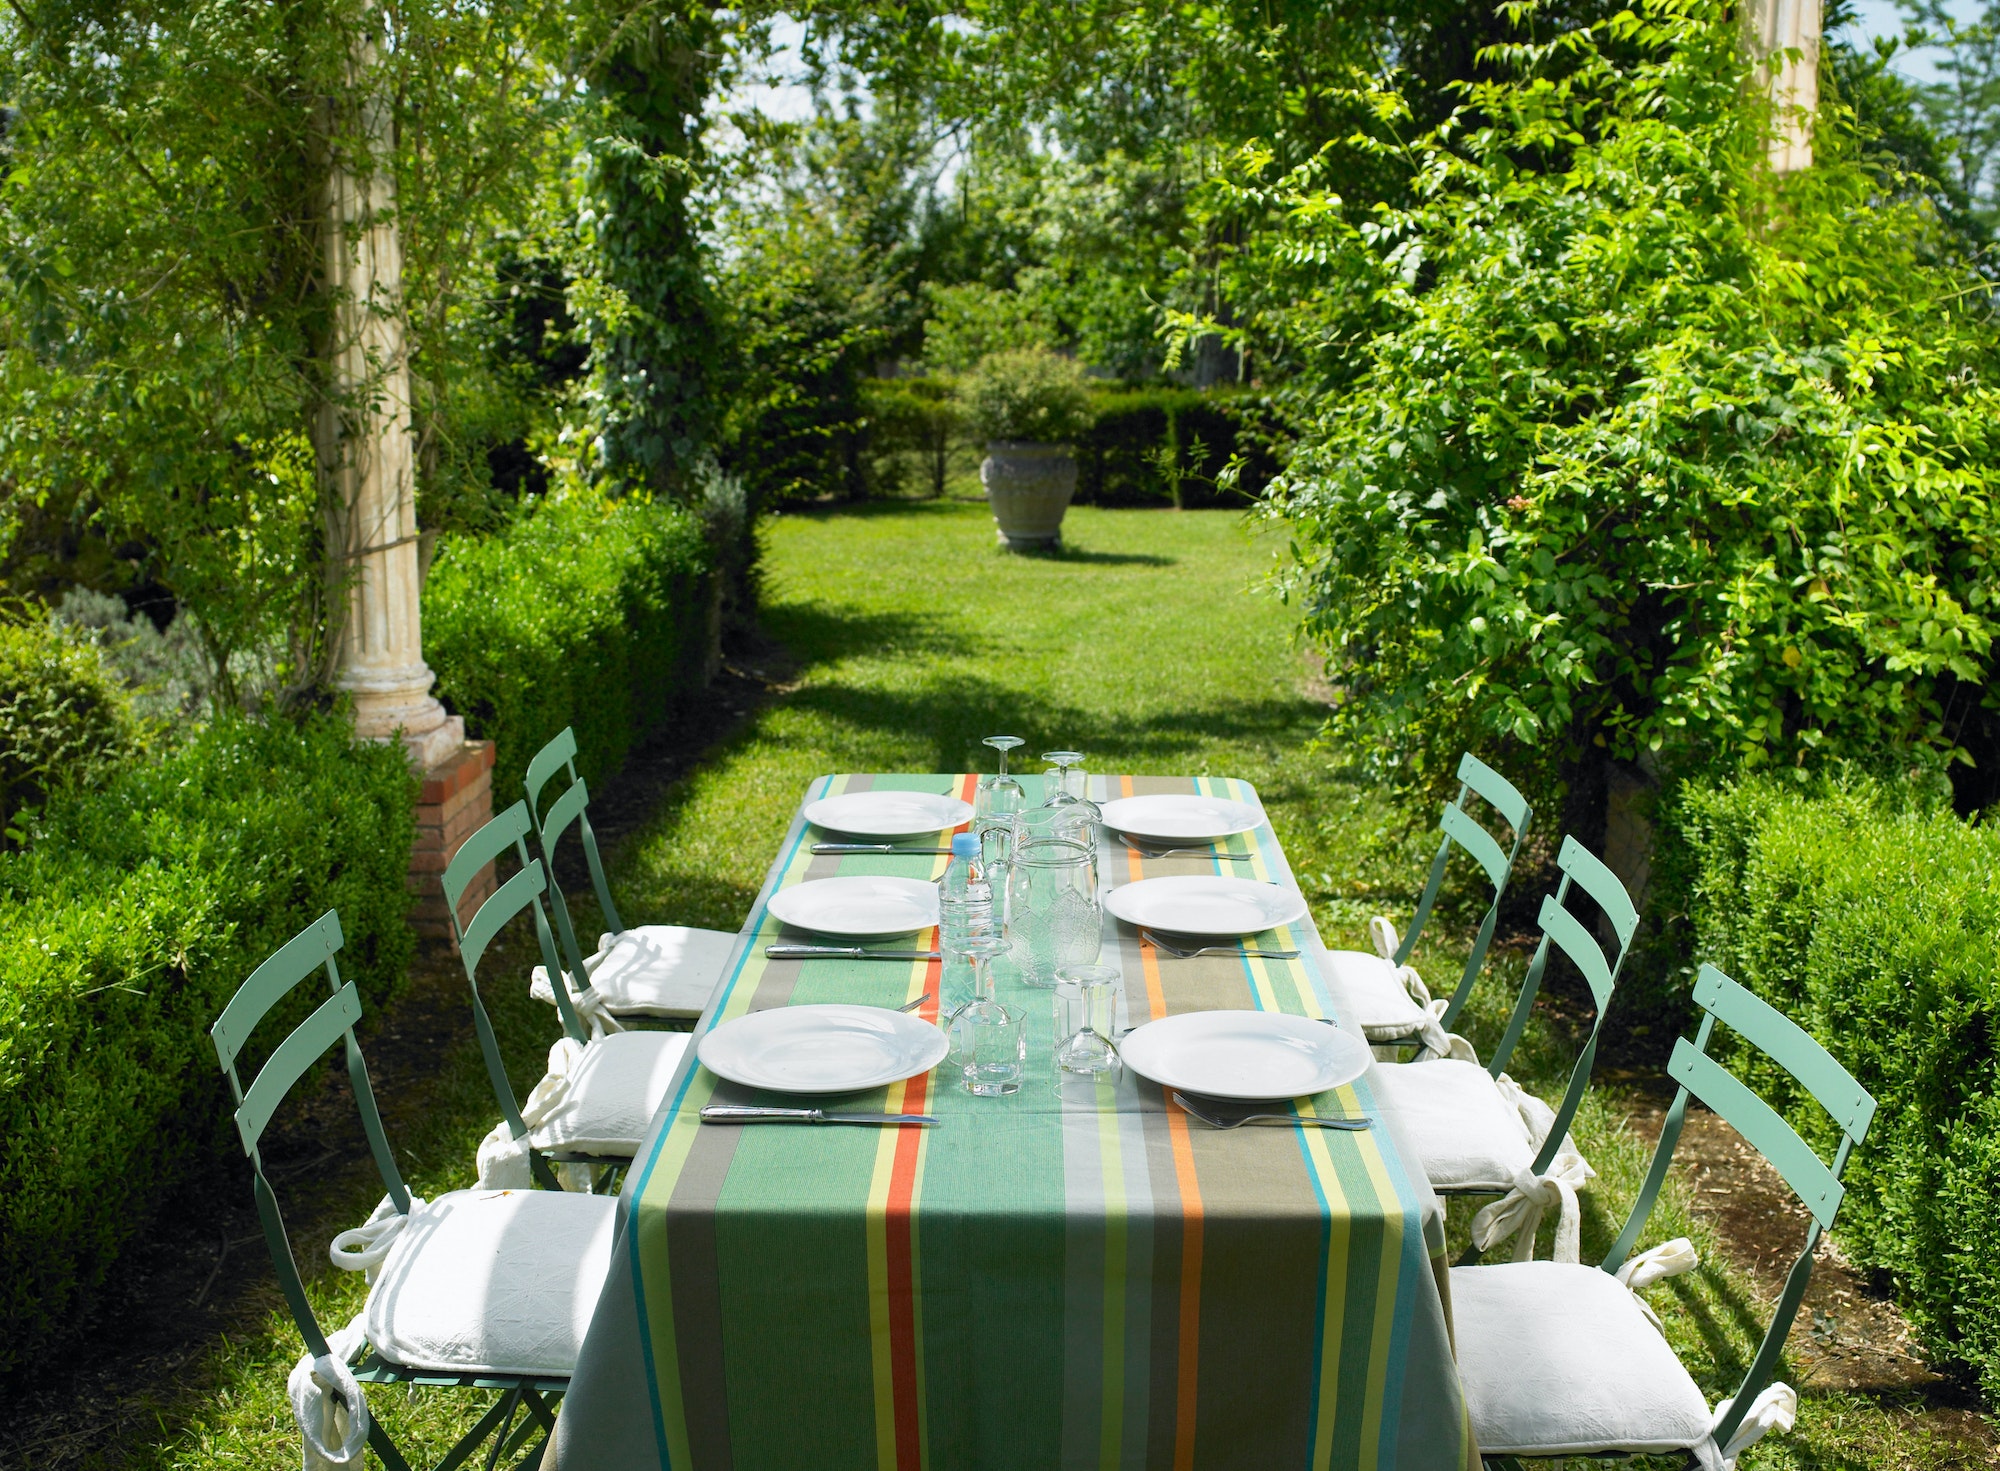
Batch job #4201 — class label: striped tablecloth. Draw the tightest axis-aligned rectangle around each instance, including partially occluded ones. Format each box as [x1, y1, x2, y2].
[552, 775, 1475, 1471]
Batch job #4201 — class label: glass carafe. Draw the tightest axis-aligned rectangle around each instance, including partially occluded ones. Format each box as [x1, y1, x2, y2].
[1005, 837, 1103, 987]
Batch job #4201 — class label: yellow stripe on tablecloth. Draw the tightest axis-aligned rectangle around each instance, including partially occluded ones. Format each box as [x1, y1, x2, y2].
[1299, 1117, 1355, 1471]
[867, 1073, 910, 1471]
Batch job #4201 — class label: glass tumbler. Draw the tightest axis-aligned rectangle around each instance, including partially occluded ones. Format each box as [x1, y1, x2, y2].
[961, 1004, 1026, 1096]
[1053, 965, 1121, 1074]
[1006, 837, 1103, 987]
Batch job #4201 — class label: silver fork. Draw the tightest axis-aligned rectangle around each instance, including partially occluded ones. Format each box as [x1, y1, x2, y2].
[1127, 844, 1257, 861]
[1171, 1091, 1370, 1131]
[1142, 930, 1299, 961]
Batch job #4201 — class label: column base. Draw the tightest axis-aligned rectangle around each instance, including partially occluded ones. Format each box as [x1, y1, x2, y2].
[408, 739, 497, 946]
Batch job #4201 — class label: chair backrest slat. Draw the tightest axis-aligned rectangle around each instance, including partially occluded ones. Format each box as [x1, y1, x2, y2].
[232, 983, 364, 1155]
[1693, 964, 1876, 1138]
[212, 910, 344, 1078]
[1398, 754, 1532, 1034]
[1457, 751, 1531, 832]
[444, 799, 533, 920]
[1669, 1041, 1845, 1228]
[1555, 835, 1639, 948]
[1536, 892, 1616, 1009]
[1438, 803, 1510, 889]
[522, 727, 627, 941]
[524, 726, 580, 826]
[540, 776, 590, 858]
[460, 859, 549, 976]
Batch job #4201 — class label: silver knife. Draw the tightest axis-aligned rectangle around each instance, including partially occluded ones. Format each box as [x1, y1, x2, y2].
[766, 945, 941, 960]
[700, 1105, 939, 1126]
[813, 843, 955, 854]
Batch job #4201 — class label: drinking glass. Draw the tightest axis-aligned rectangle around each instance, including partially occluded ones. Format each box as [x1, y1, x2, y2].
[977, 736, 1027, 820]
[951, 935, 1024, 1096]
[1040, 750, 1102, 825]
[1053, 964, 1121, 1075]
[1005, 837, 1102, 987]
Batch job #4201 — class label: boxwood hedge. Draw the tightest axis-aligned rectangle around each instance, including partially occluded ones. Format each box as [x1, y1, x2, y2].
[423, 492, 713, 800]
[1677, 774, 2000, 1398]
[0, 713, 414, 1376]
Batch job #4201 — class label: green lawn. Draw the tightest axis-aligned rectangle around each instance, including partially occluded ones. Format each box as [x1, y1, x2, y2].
[140, 499, 1983, 1469]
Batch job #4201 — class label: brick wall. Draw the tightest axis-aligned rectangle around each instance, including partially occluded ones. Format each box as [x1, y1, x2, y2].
[409, 739, 497, 943]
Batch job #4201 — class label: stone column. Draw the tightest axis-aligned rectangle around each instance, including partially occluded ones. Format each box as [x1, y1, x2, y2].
[1751, 0, 1820, 174]
[316, 9, 462, 771]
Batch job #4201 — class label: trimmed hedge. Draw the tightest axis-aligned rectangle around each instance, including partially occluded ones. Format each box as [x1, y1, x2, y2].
[1677, 774, 2000, 1398]
[1075, 386, 1279, 508]
[0, 713, 414, 1375]
[424, 492, 714, 799]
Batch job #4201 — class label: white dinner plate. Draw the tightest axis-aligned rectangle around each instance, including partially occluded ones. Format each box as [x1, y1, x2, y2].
[1118, 1010, 1370, 1101]
[698, 1004, 950, 1093]
[767, 875, 940, 938]
[1103, 875, 1307, 937]
[803, 789, 974, 838]
[1099, 794, 1265, 844]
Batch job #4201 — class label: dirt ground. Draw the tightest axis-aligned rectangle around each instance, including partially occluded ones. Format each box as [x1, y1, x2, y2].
[1611, 1073, 1997, 1460]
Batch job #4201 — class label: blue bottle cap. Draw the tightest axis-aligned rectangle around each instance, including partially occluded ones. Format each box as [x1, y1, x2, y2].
[951, 832, 981, 857]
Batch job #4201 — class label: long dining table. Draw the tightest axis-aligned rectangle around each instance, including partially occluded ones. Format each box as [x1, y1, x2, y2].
[549, 773, 1476, 1471]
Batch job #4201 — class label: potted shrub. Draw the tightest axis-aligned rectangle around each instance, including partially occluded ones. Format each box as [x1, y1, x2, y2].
[962, 348, 1093, 549]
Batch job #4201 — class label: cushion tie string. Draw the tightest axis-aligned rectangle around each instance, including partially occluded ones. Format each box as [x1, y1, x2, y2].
[288, 1315, 370, 1470]
[1468, 1073, 1596, 1261]
[1694, 1383, 1797, 1470]
[1370, 915, 1478, 1063]
[1615, 1236, 1699, 1326]
[475, 1039, 595, 1190]
[328, 1193, 422, 1280]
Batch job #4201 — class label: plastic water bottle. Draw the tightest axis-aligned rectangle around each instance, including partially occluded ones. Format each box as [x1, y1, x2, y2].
[938, 832, 995, 956]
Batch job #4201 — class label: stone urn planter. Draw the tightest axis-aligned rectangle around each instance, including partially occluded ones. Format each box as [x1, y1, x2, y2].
[982, 442, 1078, 550]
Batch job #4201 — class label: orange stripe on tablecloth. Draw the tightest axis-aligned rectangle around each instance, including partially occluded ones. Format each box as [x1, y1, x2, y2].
[885, 1063, 930, 1470]
[1168, 1107, 1205, 1471]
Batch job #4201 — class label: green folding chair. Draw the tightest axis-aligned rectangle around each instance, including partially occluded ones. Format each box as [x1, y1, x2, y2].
[522, 727, 735, 1023]
[1453, 964, 1876, 1467]
[1322, 752, 1532, 1053]
[1370, 834, 1638, 1258]
[211, 909, 616, 1471]
[443, 800, 689, 1190]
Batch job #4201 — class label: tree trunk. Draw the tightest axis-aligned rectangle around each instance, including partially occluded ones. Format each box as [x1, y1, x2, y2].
[1749, 0, 1819, 173]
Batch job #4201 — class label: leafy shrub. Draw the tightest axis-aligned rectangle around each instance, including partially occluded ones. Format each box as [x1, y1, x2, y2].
[1677, 773, 2000, 1397]
[0, 616, 135, 835]
[1075, 386, 1278, 508]
[424, 491, 712, 800]
[961, 349, 1093, 445]
[1224, 0, 2000, 796]
[0, 712, 414, 1375]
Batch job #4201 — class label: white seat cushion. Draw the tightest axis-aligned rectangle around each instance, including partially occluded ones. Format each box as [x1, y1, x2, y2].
[366, 1188, 617, 1377]
[1368, 1059, 1536, 1191]
[532, 924, 736, 1019]
[1323, 948, 1433, 1042]
[530, 1030, 687, 1157]
[1452, 1261, 1713, 1457]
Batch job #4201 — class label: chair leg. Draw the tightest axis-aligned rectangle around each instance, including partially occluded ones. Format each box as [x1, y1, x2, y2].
[483, 1385, 525, 1471]
[433, 1391, 522, 1471]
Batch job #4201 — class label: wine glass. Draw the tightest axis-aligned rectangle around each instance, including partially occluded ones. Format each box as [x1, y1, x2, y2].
[950, 932, 1024, 1096]
[978, 736, 1027, 823]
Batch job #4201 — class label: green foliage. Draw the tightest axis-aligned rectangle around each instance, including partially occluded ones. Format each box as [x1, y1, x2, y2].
[961, 348, 1093, 445]
[0, 711, 414, 1375]
[1675, 772, 2000, 1399]
[574, 5, 731, 497]
[1075, 386, 1277, 508]
[423, 491, 712, 800]
[919, 281, 1058, 373]
[1894, 0, 2000, 237]
[0, 615, 135, 837]
[1222, 0, 2000, 798]
[0, 0, 587, 693]
[860, 377, 962, 498]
